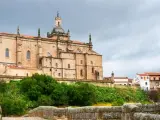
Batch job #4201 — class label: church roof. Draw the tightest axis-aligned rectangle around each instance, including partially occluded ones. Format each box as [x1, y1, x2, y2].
[51, 26, 65, 34]
[0, 32, 87, 45]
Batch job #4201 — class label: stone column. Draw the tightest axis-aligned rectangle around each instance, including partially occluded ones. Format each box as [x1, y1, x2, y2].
[16, 37, 22, 65]
[37, 39, 42, 69]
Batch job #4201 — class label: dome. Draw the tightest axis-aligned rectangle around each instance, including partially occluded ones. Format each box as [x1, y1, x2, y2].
[52, 26, 65, 34]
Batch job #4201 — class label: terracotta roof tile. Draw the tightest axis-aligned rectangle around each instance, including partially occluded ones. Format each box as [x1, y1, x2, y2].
[137, 74, 147, 76]
[72, 40, 85, 44]
[137, 72, 160, 76]
[0, 32, 86, 44]
[114, 77, 128, 79]
[145, 72, 160, 76]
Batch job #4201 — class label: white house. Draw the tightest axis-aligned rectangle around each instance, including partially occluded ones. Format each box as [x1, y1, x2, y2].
[134, 73, 150, 91]
[134, 72, 160, 91]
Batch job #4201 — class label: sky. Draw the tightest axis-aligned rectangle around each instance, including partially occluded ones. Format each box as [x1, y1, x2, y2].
[0, 0, 160, 78]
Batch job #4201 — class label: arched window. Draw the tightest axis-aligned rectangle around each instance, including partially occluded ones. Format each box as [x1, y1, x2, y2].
[80, 60, 83, 64]
[26, 50, 31, 60]
[5, 48, 9, 57]
[92, 67, 94, 73]
[68, 64, 70, 68]
[80, 69, 83, 76]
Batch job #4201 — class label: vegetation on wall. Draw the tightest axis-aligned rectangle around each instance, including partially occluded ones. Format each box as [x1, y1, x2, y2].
[0, 74, 150, 116]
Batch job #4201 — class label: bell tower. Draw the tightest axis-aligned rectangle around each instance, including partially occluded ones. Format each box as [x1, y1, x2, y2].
[55, 11, 62, 27]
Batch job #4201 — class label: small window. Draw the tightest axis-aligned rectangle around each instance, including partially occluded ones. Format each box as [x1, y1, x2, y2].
[26, 73, 28, 76]
[81, 60, 83, 64]
[156, 82, 159, 86]
[47, 52, 51, 56]
[153, 77, 156, 80]
[5, 48, 9, 57]
[39, 59, 42, 65]
[55, 63, 58, 67]
[145, 82, 147, 85]
[68, 64, 70, 68]
[141, 77, 143, 79]
[91, 61, 93, 64]
[26, 50, 31, 60]
[50, 68, 52, 71]
[92, 67, 94, 73]
[58, 73, 61, 76]
[80, 69, 83, 76]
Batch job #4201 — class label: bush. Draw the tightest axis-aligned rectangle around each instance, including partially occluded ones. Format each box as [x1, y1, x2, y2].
[68, 82, 96, 106]
[147, 90, 160, 102]
[1, 95, 27, 116]
[51, 83, 69, 106]
[112, 98, 124, 106]
[37, 95, 53, 106]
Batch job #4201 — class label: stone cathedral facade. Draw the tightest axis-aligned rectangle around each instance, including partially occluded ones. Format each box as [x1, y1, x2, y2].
[0, 13, 103, 80]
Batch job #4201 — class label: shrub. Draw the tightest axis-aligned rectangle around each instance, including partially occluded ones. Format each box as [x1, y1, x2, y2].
[1, 95, 27, 116]
[112, 98, 124, 106]
[37, 95, 53, 106]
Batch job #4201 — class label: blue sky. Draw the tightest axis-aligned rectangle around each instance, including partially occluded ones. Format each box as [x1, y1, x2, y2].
[1, 0, 160, 78]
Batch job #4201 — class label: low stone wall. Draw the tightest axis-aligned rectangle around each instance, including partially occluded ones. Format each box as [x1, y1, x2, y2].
[134, 113, 160, 120]
[27, 103, 160, 120]
[0, 106, 2, 120]
[28, 106, 122, 120]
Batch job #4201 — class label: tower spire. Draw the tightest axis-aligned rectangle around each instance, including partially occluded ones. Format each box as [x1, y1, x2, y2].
[38, 28, 40, 37]
[89, 33, 92, 50]
[89, 33, 92, 43]
[17, 26, 20, 35]
[57, 11, 59, 17]
[55, 11, 62, 27]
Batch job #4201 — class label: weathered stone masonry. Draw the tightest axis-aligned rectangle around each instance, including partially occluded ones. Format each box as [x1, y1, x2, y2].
[26, 103, 160, 120]
[0, 106, 2, 120]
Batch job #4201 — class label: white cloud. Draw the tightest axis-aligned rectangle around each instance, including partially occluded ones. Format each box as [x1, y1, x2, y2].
[103, 55, 160, 78]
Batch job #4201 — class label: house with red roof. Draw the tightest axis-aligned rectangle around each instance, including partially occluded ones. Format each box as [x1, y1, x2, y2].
[134, 72, 160, 91]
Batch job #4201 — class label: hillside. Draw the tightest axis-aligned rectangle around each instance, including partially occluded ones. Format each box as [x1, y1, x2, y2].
[0, 74, 150, 116]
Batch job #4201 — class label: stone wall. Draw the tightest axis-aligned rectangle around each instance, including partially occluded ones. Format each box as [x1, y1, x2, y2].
[27, 106, 122, 120]
[27, 103, 160, 120]
[0, 106, 2, 120]
[133, 113, 160, 120]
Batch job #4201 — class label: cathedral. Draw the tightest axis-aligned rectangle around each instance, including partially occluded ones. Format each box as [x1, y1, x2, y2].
[0, 12, 103, 80]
